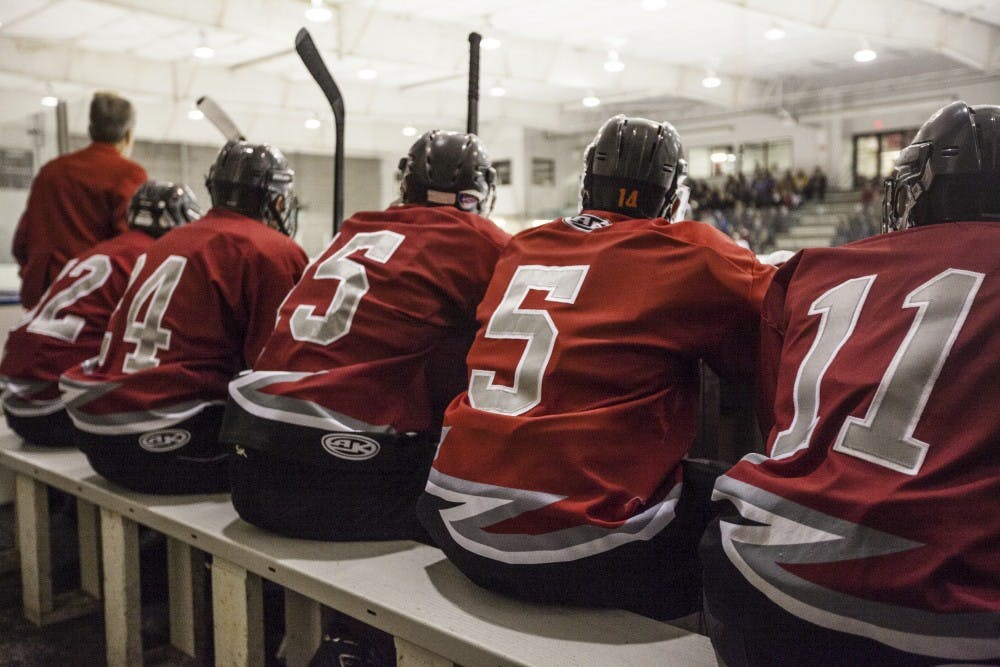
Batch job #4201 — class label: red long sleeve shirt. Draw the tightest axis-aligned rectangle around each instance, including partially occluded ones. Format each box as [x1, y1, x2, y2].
[12, 142, 147, 309]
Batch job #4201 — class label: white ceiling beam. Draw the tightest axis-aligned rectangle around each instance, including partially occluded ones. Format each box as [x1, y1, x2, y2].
[46, 1, 769, 112]
[0, 34, 567, 149]
[719, 0, 1000, 71]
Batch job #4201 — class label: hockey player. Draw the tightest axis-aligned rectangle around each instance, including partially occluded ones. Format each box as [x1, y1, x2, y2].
[61, 141, 308, 494]
[220, 130, 510, 541]
[416, 115, 776, 620]
[13, 91, 147, 308]
[699, 101, 1000, 665]
[1, 181, 200, 446]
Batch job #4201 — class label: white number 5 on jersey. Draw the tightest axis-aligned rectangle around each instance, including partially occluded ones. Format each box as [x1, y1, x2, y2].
[289, 231, 405, 345]
[469, 265, 589, 416]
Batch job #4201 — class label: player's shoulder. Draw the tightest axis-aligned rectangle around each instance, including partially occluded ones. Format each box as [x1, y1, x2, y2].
[350, 205, 510, 248]
[658, 218, 741, 246]
[88, 229, 154, 257]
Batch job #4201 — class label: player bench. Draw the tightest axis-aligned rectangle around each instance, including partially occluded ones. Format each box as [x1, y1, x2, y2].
[0, 428, 717, 666]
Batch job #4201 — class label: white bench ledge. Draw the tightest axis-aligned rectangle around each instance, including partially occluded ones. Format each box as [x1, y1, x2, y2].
[0, 430, 717, 667]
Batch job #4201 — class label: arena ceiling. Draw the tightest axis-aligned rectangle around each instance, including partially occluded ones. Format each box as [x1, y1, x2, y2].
[1, 0, 999, 153]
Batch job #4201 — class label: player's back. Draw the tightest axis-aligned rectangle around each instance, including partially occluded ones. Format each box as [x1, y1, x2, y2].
[257, 204, 509, 371]
[62, 209, 307, 419]
[721, 220, 1000, 617]
[435, 210, 773, 526]
[235, 204, 509, 437]
[1, 229, 153, 390]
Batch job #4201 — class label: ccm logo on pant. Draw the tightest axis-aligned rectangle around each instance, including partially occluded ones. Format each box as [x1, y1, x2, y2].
[138, 429, 192, 453]
[322, 434, 380, 461]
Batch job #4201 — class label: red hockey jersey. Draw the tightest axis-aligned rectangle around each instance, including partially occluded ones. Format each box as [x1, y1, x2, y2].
[715, 222, 1000, 661]
[424, 211, 774, 564]
[60, 209, 307, 434]
[1, 230, 153, 412]
[224, 204, 510, 446]
[13, 142, 147, 308]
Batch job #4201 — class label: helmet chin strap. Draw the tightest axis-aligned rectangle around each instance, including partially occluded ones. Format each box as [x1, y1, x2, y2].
[668, 184, 691, 223]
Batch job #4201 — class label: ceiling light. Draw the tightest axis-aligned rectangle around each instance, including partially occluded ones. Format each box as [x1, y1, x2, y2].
[481, 36, 501, 50]
[187, 108, 204, 120]
[193, 31, 214, 59]
[489, 84, 506, 97]
[710, 152, 729, 164]
[402, 125, 418, 137]
[853, 47, 877, 63]
[641, 0, 668, 10]
[357, 66, 378, 80]
[764, 25, 786, 41]
[702, 73, 721, 88]
[305, 0, 333, 23]
[603, 50, 625, 73]
[41, 95, 59, 108]
[304, 116, 321, 130]
[582, 94, 601, 108]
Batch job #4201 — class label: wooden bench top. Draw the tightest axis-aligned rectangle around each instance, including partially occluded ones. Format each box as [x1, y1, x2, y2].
[0, 430, 717, 667]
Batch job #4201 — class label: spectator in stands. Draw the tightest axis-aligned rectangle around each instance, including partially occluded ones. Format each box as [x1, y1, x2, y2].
[793, 168, 809, 194]
[700, 101, 1000, 665]
[1, 182, 200, 446]
[751, 167, 774, 208]
[13, 91, 147, 309]
[417, 115, 776, 621]
[61, 141, 308, 494]
[807, 165, 828, 202]
[220, 130, 509, 542]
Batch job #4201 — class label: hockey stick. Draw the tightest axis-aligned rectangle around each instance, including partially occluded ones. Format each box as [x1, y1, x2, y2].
[195, 95, 246, 142]
[295, 27, 345, 235]
[467, 32, 481, 135]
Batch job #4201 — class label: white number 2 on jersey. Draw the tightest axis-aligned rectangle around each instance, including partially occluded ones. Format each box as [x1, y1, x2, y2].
[771, 268, 983, 474]
[289, 231, 405, 345]
[122, 255, 187, 374]
[23, 255, 113, 342]
[468, 265, 589, 416]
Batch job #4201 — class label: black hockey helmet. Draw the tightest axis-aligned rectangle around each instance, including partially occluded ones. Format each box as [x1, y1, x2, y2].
[127, 180, 201, 238]
[398, 130, 497, 216]
[206, 140, 298, 236]
[580, 115, 688, 220]
[883, 101, 1000, 232]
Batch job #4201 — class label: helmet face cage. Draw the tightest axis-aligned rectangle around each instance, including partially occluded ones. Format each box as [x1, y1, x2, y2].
[882, 101, 1000, 232]
[398, 130, 497, 216]
[268, 184, 299, 238]
[128, 180, 201, 238]
[882, 142, 932, 233]
[580, 115, 685, 220]
[206, 141, 297, 236]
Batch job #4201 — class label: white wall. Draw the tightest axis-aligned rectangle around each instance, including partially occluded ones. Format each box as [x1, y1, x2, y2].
[7, 83, 1000, 275]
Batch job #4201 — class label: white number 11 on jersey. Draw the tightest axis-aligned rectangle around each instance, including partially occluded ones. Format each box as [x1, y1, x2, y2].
[771, 268, 983, 474]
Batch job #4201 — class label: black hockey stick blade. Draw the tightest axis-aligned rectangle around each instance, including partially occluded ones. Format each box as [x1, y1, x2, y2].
[467, 32, 481, 135]
[295, 27, 345, 233]
[196, 95, 245, 142]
